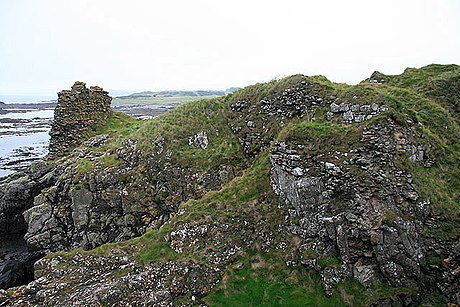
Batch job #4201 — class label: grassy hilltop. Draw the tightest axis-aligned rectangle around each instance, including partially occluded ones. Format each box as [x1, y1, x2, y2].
[4, 64, 460, 306]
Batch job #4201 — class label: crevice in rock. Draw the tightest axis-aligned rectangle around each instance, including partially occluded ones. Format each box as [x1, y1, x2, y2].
[0, 213, 44, 290]
[0, 161, 57, 289]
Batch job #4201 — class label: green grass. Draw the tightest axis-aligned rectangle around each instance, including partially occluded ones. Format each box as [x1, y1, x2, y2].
[75, 158, 92, 175]
[364, 64, 460, 119]
[95, 111, 143, 136]
[278, 120, 352, 149]
[420, 292, 449, 306]
[90, 111, 144, 151]
[382, 209, 396, 227]
[43, 65, 460, 304]
[69, 112, 144, 175]
[318, 256, 341, 268]
[203, 251, 349, 307]
[136, 225, 183, 263]
[134, 97, 247, 171]
[203, 251, 415, 306]
[426, 256, 443, 267]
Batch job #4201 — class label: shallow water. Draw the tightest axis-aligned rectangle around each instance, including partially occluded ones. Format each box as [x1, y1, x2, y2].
[0, 109, 54, 120]
[0, 108, 53, 177]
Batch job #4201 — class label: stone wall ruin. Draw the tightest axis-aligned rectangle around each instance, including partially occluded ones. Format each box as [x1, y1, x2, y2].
[48, 82, 112, 158]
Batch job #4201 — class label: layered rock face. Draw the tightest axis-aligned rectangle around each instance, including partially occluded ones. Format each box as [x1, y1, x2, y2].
[48, 82, 112, 158]
[0, 161, 57, 289]
[270, 122, 429, 294]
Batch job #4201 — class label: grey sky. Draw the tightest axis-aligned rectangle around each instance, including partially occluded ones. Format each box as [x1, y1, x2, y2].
[1, 0, 459, 95]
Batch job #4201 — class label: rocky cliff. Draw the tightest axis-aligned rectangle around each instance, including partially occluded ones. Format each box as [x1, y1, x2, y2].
[0, 161, 57, 289]
[1, 64, 459, 306]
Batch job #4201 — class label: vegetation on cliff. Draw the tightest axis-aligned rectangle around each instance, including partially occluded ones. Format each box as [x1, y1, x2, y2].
[2, 64, 459, 306]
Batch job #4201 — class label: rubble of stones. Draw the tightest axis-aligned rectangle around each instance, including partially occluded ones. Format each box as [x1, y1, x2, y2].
[188, 131, 209, 149]
[230, 81, 323, 117]
[229, 80, 391, 158]
[0, 250, 222, 306]
[168, 208, 278, 264]
[269, 118, 458, 301]
[229, 81, 327, 156]
[327, 102, 388, 123]
[48, 81, 112, 159]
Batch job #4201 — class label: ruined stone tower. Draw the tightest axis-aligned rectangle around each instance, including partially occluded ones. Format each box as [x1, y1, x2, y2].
[48, 81, 112, 158]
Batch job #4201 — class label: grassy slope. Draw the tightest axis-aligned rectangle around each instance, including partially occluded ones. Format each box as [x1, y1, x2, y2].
[134, 98, 246, 171]
[373, 65, 460, 240]
[51, 65, 459, 305]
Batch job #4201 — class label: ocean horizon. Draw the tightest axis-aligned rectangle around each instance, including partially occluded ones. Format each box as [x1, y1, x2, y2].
[0, 95, 56, 104]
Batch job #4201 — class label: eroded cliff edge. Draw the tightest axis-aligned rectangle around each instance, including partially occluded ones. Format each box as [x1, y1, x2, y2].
[0, 82, 113, 289]
[1, 65, 459, 306]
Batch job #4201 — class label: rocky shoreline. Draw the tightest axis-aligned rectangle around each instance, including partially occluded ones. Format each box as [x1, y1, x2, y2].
[0, 160, 56, 290]
[1, 66, 459, 305]
[0, 100, 179, 176]
[0, 92, 181, 290]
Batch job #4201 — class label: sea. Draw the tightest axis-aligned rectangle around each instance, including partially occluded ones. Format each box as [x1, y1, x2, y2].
[0, 94, 181, 178]
[0, 95, 55, 177]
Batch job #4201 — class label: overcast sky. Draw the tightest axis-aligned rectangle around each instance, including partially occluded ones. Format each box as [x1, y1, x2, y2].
[0, 0, 459, 95]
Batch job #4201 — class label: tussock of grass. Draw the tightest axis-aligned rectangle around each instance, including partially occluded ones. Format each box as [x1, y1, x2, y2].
[136, 224, 183, 263]
[91, 111, 144, 152]
[277, 121, 354, 153]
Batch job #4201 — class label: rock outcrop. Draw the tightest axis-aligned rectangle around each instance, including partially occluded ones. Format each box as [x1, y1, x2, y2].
[48, 82, 112, 158]
[326, 102, 388, 123]
[0, 161, 57, 289]
[0, 81, 112, 289]
[270, 119, 429, 295]
[21, 91, 243, 254]
[22, 135, 240, 254]
[2, 65, 460, 305]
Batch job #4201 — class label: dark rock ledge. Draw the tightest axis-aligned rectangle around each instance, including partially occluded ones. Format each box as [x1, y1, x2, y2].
[0, 81, 112, 290]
